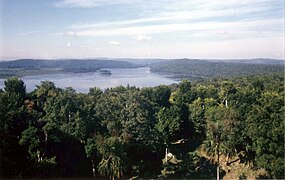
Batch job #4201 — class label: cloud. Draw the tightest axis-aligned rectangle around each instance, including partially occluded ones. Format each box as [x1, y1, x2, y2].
[62, 0, 283, 39]
[54, 0, 143, 8]
[69, 7, 266, 30]
[64, 18, 283, 38]
[134, 35, 151, 41]
[19, 31, 43, 36]
[55, 0, 106, 8]
[51, 0, 283, 59]
[109, 41, 120, 46]
[62, 31, 78, 37]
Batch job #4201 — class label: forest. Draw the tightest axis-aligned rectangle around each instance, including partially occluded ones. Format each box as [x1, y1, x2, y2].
[0, 59, 141, 78]
[150, 59, 284, 80]
[1, 58, 284, 79]
[0, 73, 284, 179]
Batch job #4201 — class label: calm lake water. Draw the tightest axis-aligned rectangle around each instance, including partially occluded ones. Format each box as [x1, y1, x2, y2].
[0, 67, 179, 93]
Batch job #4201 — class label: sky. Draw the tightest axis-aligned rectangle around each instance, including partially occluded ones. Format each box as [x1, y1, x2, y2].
[0, 0, 284, 60]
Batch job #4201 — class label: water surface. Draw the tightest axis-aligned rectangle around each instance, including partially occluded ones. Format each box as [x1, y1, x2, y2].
[0, 67, 179, 93]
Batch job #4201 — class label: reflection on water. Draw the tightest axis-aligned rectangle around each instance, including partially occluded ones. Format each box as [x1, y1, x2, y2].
[0, 67, 179, 93]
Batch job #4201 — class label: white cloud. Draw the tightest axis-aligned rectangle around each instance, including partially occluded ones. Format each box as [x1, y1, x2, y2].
[64, 18, 283, 37]
[134, 35, 151, 41]
[55, 0, 143, 8]
[69, 5, 269, 31]
[49, 0, 284, 59]
[19, 31, 43, 36]
[63, 0, 283, 39]
[63, 31, 78, 37]
[55, 0, 106, 8]
[109, 41, 120, 46]
[55, 0, 275, 9]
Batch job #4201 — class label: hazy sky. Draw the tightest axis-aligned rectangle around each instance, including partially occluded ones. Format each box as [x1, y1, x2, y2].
[0, 0, 284, 60]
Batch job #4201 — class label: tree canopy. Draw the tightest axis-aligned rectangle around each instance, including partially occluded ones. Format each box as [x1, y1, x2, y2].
[0, 73, 284, 179]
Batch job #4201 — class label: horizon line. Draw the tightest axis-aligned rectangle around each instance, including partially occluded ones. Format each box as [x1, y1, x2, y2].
[1, 57, 284, 62]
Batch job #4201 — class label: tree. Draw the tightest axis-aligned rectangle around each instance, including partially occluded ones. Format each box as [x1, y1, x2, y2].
[1, 73, 284, 179]
[19, 126, 42, 162]
[193, 84, 218, 100]
[151, 85, 172, 108]
[88, 87, 103, 97]
[156, 105, 183, 146]
[246, 91, 284, 178]
[35, 81, 57, 98]
[85, 138, 98, 177]
[0, 79, 29, 177]
[96, 136, 126, 180]
[218, 81, 237, 108]
[203, 106, 238, 180]
[170, 80, 194, 105]
[4, 77, 26, 99]
[188, 98, 206, 140]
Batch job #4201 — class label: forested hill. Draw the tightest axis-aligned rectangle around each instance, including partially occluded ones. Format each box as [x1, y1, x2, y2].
[0, 59, 142, 78]
[210, 58, 284, 64]
[1, 58, 284, 79]
[0, 59, 142, 69]
[150, 59, 284, 80]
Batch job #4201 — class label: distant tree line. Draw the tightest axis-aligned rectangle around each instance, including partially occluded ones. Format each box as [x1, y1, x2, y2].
[0, 73, 284, 179]
[150, 59, 284, 80]
[0, 59, 141, 78]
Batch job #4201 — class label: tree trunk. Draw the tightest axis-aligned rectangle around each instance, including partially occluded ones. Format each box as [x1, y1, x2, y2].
[165, 147, 168, 162]
[217, 165, 220, 180]
[226, 153, 229, 164]
[45, 132, 48, 142]
[217, 142, 220, 180]
[91, 159, 96, 177]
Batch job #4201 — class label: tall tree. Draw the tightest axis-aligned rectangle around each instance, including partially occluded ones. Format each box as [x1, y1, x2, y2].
[203, 106, 238, 180]
[246, 91, 284, 178]
[0, 78, 29, 177]
[4, 77, 26, 99]
[96, 136, 126, 180]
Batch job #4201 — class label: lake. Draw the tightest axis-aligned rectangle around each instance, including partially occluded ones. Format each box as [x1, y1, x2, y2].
[0, 67, 179, 93]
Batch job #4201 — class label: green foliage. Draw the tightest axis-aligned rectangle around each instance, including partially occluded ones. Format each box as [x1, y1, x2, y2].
[246, 91, 284, 178]
[85, 138, 97, 158]
[0, 59, 142, 78]
[151, 59, 284, 80]
[156, 106, 182, 145]
[189, 97, 206, 139]
[204, 106, 238, 158]
[35, 81, 58, 98]
[19, 126, 41, 160]
[1, 73, 284, 179]
[170, 80, 194, 105]
[4, 77, 26, 98]
[97, 136, 126, 179]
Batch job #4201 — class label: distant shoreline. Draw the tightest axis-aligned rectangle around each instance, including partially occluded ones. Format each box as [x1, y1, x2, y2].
[0, 58, 283, 79]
